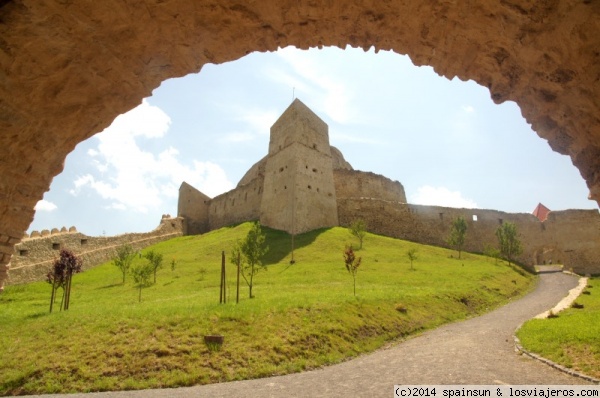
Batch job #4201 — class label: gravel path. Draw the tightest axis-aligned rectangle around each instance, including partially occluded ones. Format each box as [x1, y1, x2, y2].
[24, 270, 587, 398]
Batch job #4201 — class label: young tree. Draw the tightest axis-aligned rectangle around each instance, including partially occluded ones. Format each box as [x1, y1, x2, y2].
[447, 216, 468, 259]
[483, 244, 501, 265]
[349, 219, 367, 250]
[130, 262, 153, 302]
[238, 222, 269, 299]
[47, 249, 83, 313]
[144, 250, 164, 284]
[407, 248, 418, 271]
[343, 246, 362, 296]
[113, 244, 136, 284]
[495, 222, 523, 266]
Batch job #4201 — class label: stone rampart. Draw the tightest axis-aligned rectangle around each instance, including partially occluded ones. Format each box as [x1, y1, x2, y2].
[7, 216, 184, 285]
[208, 177, 263, 230]
[337, 198, 600, 274]
[334, 169, 407, 203]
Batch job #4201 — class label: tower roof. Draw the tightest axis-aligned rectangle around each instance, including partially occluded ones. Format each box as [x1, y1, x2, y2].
[532, 202, 551, 222]
[268, 98, 330, 156]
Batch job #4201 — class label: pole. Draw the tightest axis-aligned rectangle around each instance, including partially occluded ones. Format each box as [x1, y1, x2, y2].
[220, 251, 224, 304]
[236, 251, 240, 304]
[222, 251, 226, 304]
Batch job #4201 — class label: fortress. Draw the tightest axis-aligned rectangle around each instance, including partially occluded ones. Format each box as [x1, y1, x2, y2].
[6, 100, 600, 286]
[179, 99, 600, 275]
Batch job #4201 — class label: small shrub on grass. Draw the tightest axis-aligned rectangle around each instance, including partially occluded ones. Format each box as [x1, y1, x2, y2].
[571, 302, 584, 309]
[113, 244, 136, 284]
[406, 248, 418, 271]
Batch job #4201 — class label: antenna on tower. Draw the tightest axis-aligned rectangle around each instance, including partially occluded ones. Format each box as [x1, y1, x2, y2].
[292, 87, 295, 100]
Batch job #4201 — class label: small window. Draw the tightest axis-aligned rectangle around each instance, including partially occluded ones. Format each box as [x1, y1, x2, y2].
[284, 186, 287, 190]
[313, 143, 317, 149]
[52, 243, 60, 250]
[19, 249, 29, 256]
[81, 239, 88, 245]
[279, 167, 284, 172]
[312, 168, 317, 173]
[498, 218, 503, 225]
[308, 185, 312, 189]
[472, 215, 478, 222]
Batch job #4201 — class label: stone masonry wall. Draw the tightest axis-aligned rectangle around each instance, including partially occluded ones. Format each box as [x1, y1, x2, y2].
[208, 176, 263, 231]
[338, 198, 600, 274]
[334, 169, 407, 203]
[7, 216, 184, 285]
[178, 182, 211, 235]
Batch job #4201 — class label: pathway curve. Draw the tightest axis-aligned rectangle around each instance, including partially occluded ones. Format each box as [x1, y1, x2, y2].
[25, 271, 588, 398]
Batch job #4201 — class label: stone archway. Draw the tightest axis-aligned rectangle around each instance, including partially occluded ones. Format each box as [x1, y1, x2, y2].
[1, 1, 599, 289]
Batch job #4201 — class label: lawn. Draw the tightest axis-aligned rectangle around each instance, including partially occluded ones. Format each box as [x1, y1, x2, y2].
[516, 277, 600, 378]
[0, 223, 535, 395]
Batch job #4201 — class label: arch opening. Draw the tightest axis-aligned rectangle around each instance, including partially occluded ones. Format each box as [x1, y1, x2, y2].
[1, 1, 599, 290]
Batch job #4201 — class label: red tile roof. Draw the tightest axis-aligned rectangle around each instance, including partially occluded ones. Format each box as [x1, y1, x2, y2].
[532, 202, 551, 222]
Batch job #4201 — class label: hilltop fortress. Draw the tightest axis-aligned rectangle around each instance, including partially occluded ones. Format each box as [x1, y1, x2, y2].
[179, 99, 600, 275]
[6, 100, 599, 286]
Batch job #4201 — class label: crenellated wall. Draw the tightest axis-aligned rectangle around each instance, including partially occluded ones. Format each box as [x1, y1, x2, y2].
[7, 216, 184, 285]
[337, 198, 600, 275]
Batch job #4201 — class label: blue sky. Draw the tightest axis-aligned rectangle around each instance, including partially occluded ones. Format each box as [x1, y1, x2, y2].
[30, 46, 597, 236]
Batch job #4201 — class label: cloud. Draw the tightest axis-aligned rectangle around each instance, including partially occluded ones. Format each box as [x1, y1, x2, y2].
[410, 186, 478, 209]
[70, 100, 234, 212]
[35, 200, 57, 212]
[274, 47, 356, 124]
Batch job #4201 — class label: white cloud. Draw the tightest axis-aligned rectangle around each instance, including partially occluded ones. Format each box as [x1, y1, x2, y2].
[410, 186, 478, 209]
[35, 200, 57, 212]
[462, 105, 475, 113]
[70, 100, 234, 212]
[275, 47, 356, 124]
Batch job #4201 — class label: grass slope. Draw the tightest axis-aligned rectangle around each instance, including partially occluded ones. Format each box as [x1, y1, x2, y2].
[517, 278, 600, 378]
[0, 224, 535, 395]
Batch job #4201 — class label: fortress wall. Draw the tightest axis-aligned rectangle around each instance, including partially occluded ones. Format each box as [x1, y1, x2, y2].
[261, 143, 338, 233]
[178, 182, 211, 235]
[338, 199, 600, 274]
[208, 177, 263, 230]
[334, 169, 407, 203]
[7, 217, 184, 285]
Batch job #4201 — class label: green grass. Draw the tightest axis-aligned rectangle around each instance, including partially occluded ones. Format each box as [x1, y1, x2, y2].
[0, 223, 535, 395]
[517, 278, 600, 378]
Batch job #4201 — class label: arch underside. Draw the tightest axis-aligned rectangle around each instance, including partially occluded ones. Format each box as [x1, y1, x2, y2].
[0, 0, 599, 287]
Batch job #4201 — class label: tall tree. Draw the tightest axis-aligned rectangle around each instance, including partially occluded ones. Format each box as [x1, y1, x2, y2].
[113, 244, 136, 284]
[496, 222, 523, 266]
[144, 250, 164, 284]
[447, 216, 468, 259]
[343, 246, 362, 296]
[47, 249, 83, 313]
[238, 222, 269, 299]
[349, 219, 367, 250]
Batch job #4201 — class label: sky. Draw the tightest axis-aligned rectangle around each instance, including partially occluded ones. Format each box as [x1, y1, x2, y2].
[29, 46, 598, 236]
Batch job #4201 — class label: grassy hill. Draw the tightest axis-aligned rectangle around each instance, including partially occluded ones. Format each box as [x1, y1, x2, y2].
[0, 223, 535, 394]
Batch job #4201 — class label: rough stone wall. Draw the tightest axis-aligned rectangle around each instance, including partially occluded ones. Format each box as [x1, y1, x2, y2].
[208, 176, 263, 231]
[1, 1, 600, 290]
[8, 216, 184, 285]
[334, 169, 407, 203]
[178, 182, 211, 235]
[260, 100, 338, 233]
[337, 198, 600, 274]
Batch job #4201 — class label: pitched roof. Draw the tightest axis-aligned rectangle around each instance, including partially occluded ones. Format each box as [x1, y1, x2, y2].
[532, 202, 551, 222]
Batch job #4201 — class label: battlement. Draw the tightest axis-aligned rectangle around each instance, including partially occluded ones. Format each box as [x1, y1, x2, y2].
[8, 216, 184, 285]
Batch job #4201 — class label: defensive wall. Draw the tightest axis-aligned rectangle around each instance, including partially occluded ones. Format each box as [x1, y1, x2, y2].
[7, 216, 184, 285]
[337, 197, 600, 275]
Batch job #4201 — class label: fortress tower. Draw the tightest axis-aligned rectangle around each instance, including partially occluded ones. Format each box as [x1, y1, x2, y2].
[259, 99, 339, 233]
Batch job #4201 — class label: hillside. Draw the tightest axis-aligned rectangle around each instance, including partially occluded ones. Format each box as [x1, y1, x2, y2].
[0, 223, 535, 395]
